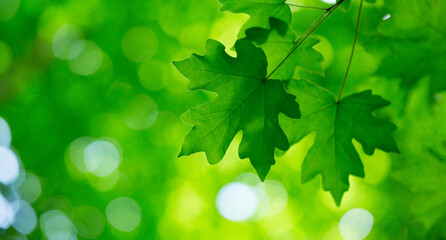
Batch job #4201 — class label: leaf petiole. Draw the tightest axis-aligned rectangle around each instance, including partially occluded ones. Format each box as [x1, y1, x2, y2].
[284, 2, 328, 11]
[337, 0, 364, 102]
[266, 0, 345, 80]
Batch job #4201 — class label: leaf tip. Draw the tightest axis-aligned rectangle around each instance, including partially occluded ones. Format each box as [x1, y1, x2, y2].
[253, 164, 270, 182]
[258, 173, 267, 182]
[171, 59, 187, 75]
[331, 191, 345, 207]
[171, 59, 179, 67]
[177, 147, 187, 158]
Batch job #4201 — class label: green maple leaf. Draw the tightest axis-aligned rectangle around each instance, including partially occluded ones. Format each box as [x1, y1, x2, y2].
[219, 0, 291, 36]
[173, 39, 300, 180]
[282, 79, 399, 205]
[245, 18, 324, 80]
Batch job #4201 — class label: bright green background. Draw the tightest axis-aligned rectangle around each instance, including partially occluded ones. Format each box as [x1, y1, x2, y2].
[0, 0, 445, 239]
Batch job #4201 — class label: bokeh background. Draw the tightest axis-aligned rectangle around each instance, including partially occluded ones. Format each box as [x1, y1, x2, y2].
[1, 0, 445, 239]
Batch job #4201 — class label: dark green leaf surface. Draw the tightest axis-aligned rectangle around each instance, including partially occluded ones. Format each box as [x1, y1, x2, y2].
[282, 79, 399, 205]
[245, 18, 324, 80]
[219, 0, 291, 36]
[173, 39, 300, 180]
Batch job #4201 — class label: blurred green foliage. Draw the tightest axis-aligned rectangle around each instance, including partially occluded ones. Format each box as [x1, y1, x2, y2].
[0, 0, 445, 239]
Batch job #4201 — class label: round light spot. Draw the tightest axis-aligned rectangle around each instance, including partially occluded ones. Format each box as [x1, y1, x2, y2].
[216, 182, 258, 221]
[0, 146, 19, 184]
[69, 40, 102, 76]
[0, 194, 15, 229]
[40, 210, 77, 240]
[0, 117, 11, 147]
[11, 201, 37, 235]
[84, 140, 121, 177]
[264, 180, 288, 216]
[382, 14, 391, 21]
[339, 208, 374, 240]
[0, 42, 12, 75]
[0, 0, 20, 20]
[19, 172, 41, 203]
[52, 24, 83, 60]
[106, 197, 141, 232]
[138, 60, 166, 91]
[73, 205, 105, 239]
[321, 0, 336, 4]
[69, 137, 94, 173]
[122, 94, 158, 130]
[122, 26, 158, 62]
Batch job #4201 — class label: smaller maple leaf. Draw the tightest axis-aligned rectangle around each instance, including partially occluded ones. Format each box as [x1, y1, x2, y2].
[282, 79, 399, 205]
[219, 0, 291, 37]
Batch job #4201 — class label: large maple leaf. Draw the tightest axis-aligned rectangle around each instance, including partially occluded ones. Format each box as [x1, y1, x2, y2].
[173, 39, 300, 180]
